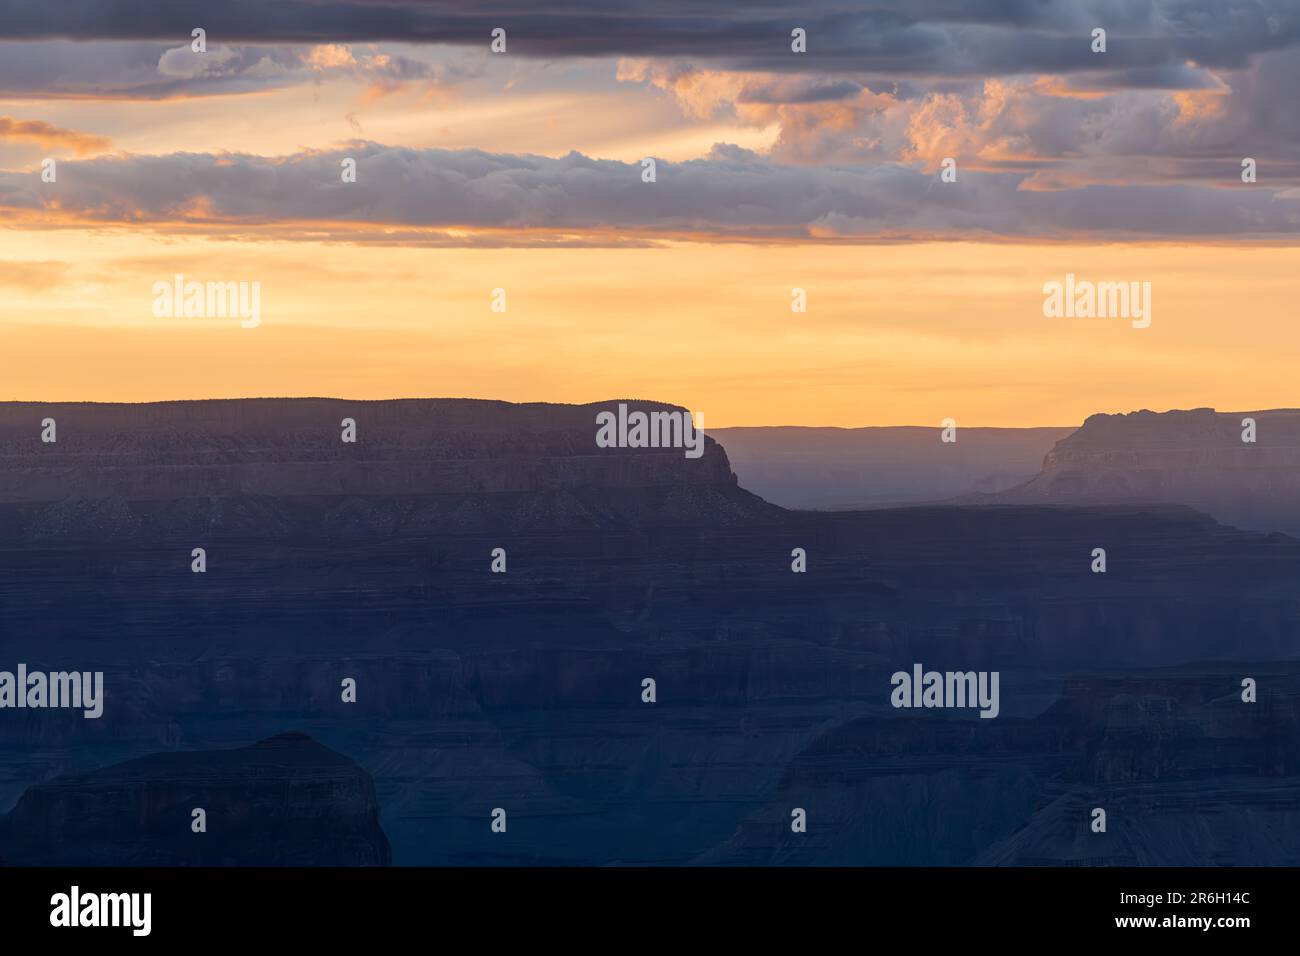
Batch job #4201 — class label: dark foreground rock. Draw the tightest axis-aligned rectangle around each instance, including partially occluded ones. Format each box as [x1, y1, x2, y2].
[0, 733, 390, 866]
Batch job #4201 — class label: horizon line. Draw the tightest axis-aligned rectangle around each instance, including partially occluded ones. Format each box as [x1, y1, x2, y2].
[2, 395, 1298, 431]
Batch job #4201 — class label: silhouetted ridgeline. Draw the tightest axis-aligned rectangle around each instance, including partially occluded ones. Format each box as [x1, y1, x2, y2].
[0, 398, 775, 539]
[2, 398, 1300, 865]
[983, 407, 1300, 536]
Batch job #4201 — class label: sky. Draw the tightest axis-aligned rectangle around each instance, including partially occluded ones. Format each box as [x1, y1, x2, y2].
[1, 1, 1298, 426]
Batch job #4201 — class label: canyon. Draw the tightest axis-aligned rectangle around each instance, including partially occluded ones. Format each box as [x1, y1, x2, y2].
[0, 398, 1297, 865]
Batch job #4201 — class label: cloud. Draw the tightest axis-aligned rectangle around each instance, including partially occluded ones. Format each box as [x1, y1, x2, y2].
[1, 1, 1296, 79]
[0, 115, 109, 156]
[618, 47, 1300, 187]
[1, 142, 1296, 243]
[2, 6, 1296, 196]
[157, 43, 245, 79]
[0, 39, 480, 99]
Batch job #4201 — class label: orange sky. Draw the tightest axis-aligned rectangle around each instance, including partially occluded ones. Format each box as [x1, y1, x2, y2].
[2, 229, 1297, 426]
[2, 39, 1298, 426]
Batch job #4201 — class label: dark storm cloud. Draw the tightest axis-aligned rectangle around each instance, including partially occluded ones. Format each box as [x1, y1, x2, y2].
[1, 1, 1296, 77]
[2, 143, 1296, 241]
[738, 80, 865, 105]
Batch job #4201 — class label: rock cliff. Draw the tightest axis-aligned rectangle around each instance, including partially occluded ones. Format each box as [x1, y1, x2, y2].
[0, 398, 769, 538]
[985, 407, 1300, 535]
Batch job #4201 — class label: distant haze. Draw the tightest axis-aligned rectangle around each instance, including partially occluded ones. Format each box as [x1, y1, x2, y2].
[713, 425, 1073, 510]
